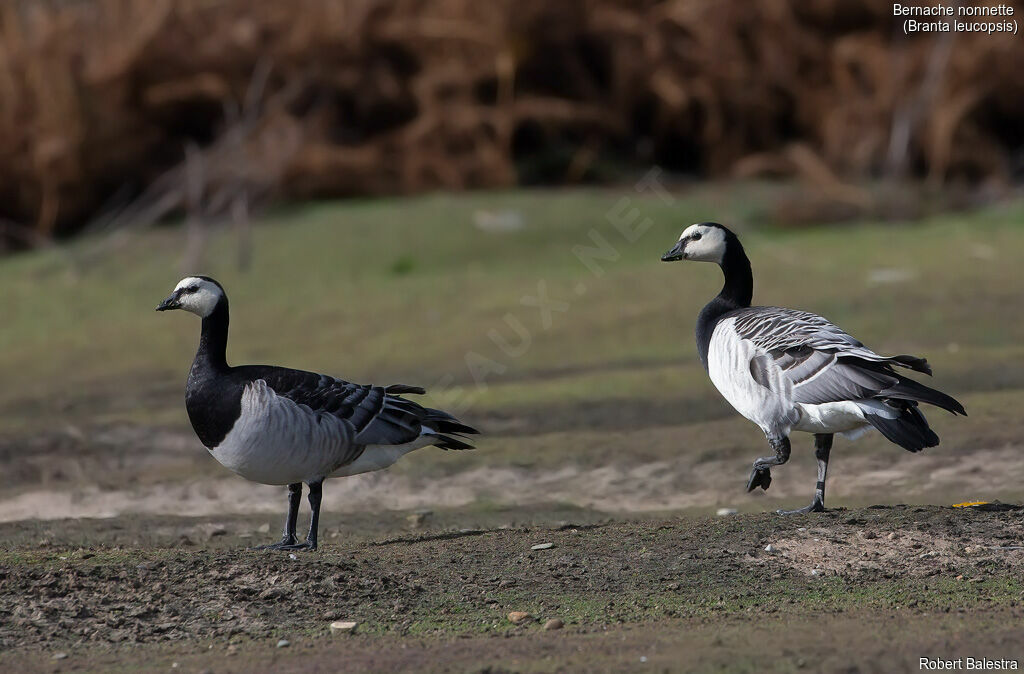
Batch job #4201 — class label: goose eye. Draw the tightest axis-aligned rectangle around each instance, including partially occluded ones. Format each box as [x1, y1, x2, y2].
[691, 232, 702, 241]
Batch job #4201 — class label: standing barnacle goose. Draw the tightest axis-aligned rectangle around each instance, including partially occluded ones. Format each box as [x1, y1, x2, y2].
[157, 276, 478, 550]
[661, 223, 966, 513]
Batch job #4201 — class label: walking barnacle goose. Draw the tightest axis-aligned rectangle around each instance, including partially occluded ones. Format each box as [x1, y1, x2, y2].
[661, 223, 965, 513]
[157, 276, 478, 550]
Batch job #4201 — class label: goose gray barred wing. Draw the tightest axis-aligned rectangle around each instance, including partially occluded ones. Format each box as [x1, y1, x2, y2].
[732, 307, 865, 354]
[238, 366, 478, 449]
[731, 306, 930, 372]
[733, 307, 962, 413]
[238, 366, 426, 447]
[749, 346, 904, 406]
[734, 307, 892, 404]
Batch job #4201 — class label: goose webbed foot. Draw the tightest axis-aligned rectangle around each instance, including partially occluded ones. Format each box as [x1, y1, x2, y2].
[251, 535, 299, 550]
[746, 467, 772, 492]
[777, 498, 825, 515]
[746, 436, 791, 493]
[275, 539, 317, 552]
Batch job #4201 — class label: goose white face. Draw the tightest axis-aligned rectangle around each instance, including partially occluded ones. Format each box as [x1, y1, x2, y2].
[662, 223, 727, 264]
[157, 276, 224, 317]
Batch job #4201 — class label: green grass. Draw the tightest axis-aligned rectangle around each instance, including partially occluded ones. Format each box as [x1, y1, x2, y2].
[1, 186, 1023, 453]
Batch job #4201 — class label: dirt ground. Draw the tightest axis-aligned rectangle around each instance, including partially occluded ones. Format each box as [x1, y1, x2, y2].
[1, 505, 1022, 673]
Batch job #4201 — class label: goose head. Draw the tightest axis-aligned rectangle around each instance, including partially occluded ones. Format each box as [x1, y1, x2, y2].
[661, 222, 731, 264]
[156, 276, 226, 318]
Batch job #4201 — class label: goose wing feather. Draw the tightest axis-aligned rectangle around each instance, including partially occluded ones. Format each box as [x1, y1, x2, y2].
[733, 307, 907, 405]
[236, 366, 426, 447]
[750, 347, 900, 405]
[733, 307, 868, 355]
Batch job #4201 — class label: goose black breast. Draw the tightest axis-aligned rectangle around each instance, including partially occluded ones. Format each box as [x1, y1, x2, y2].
[185, 368, 246, 449]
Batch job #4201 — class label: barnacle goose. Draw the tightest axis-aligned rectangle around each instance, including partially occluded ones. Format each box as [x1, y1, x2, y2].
[157, 276, 478, 550]
[661, 223, 966, 514]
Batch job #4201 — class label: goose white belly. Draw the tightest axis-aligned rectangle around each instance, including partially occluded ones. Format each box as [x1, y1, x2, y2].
[210, 380, 357, 485]
[792, 401, 870, 435]
[329, 435, 435, 478]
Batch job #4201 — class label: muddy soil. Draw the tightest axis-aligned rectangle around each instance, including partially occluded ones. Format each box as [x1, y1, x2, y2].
[1, 505, 1022, 672]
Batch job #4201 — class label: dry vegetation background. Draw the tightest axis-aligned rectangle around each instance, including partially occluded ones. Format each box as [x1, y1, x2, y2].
[0, 0, 1021, 249]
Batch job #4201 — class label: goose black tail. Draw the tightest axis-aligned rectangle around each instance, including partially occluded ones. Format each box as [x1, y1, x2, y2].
[424, 407, 479, 450]
[884, 376, 967, 416]
[386, 383, 427, 395]
[847, 359, 965, 416]
[863, 402, 940, 453]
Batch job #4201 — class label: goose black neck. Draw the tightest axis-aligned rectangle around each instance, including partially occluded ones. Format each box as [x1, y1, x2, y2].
[695, 235, 753, 370]
[196, 298, 230, 372]
[717, 238, 753, 310]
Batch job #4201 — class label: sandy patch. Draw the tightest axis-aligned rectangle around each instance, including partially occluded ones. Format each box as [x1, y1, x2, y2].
[755, 515, 1024, 577]
[1, 444, 1022, 522]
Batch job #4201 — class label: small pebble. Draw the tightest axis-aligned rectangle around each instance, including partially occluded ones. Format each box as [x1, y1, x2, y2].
[764, 544, 775, 553]
[277, 639, 290, 648]
[289, 554, 298, 560]
[508, 611, 532, 624]
[531, 543, 554, 551]
[52, 652, 68, 660]
[919, 551, 938, 559]
[330, 621, 358, 634]
[810, 569, 822, 576]
[886, 532, 897, 540]
[716, 508, 737, 516]
[544, 618, 564, 631]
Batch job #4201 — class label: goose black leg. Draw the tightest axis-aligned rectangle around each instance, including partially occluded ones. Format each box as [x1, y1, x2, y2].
[253, 482, 303, 550]
[746, 436, 791, 492]
[277, 479, 322, 551]
[778, 434, 833, 515]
